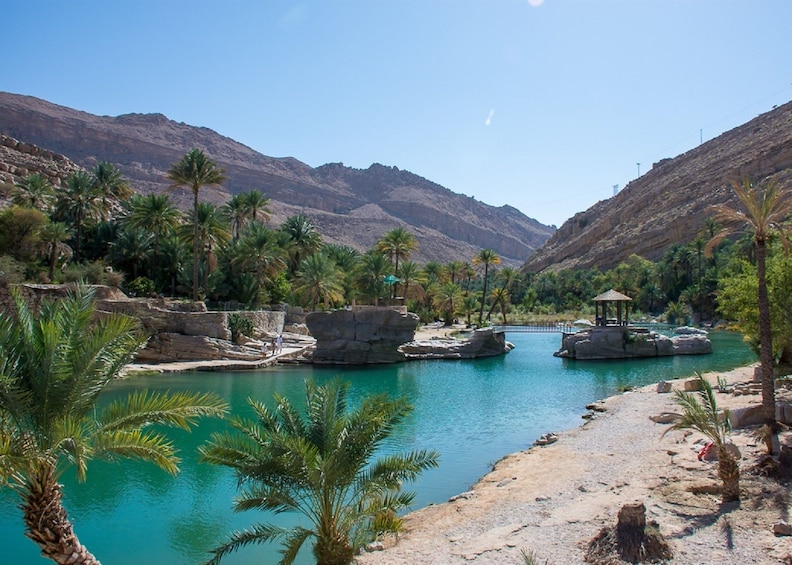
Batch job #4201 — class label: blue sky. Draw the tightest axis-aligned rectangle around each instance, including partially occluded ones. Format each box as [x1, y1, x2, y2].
[3, 1, 791, 228]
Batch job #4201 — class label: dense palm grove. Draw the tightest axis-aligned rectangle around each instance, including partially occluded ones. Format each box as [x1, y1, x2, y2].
[0, 149, 785, 334]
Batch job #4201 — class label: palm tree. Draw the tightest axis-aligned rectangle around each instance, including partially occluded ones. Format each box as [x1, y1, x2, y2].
[200, 379, 439, 565]
[242, 190, 271, 223]
[0, 285, 228, 564]
[223, 193, 248, 240]
[235, 222, 286, 305]
[355, 251, 390, 306]
[124, 193, 182, 283]
[110, 228, 154, 279]
[663, 373, 739, 502]
[396, 260, 426, 304]
[54, 171, 104, 262]
[167, 149, 227, 301]
[443, 260, 466, 285]
[38, 221, 72, 281]
[376, 227, 418, 297]
[324, 244, 361, 305]
[92, 162, 133, 220]
[179, 202, 231, 300]
[280, 214, 322, 275]
[460, 295, 480, 327]
[708, 176, 792, 454]
[12, 173, 55, 212]
[473, 249, 501, 325]
[293, 252, 345, 310]
[434, 282, 463, 325]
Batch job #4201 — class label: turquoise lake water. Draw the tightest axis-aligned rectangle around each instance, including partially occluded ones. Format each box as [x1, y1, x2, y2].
[0, 331, 755, 564]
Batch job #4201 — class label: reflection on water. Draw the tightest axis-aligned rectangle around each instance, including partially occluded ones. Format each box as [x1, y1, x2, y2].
[0, 331, 754, 564]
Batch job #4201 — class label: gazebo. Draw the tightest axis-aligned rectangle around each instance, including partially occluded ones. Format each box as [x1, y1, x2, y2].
[593, 289, 632, 327]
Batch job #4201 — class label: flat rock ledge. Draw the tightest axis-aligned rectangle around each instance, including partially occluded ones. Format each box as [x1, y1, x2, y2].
[399, 328, 514, 360]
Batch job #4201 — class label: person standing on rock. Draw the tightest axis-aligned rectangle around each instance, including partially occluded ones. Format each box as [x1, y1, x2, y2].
[271, 338, 277, 357]
[276, 334, 283, 354]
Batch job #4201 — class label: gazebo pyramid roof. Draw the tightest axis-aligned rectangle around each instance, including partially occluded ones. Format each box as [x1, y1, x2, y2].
[593, 289, 632, 302]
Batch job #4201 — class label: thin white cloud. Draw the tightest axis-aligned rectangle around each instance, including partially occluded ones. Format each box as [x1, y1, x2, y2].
[485, 108, 495, 126]
[527, 0, 545, 7]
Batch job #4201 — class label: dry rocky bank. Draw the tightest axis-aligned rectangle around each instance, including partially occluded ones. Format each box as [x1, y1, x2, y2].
[358, 367, 792, 565]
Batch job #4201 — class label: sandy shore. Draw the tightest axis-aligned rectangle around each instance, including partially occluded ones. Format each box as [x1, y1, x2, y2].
[358, 363, 792, 565]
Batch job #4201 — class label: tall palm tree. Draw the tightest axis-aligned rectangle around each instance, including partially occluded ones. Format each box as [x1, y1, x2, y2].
[12, 173, 55, 213]
[124, 193, 182, 283]
[54, 171, 104, 262]
[663, 373, 739, 502]
[0, 285, 228, 564]
[167, 149, 227, 301]
[708, 176, 792, 454]
[473, 249, 501, 325]
[200, 379, 439, 565]
[293, 252, 345, 310]
[376, 227, 418, 297]
[179, 202, 231, 300]
[38, 221, 72, 281]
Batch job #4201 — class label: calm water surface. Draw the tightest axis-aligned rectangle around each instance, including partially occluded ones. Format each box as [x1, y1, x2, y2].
[1, 331, 754, 564]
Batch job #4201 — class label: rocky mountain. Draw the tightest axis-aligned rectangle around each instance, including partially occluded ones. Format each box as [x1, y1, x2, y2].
[523, 100, 792, 273]
[0, 92, 554, 266]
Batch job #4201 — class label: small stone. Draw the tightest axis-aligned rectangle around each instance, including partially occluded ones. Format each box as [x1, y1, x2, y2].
[657, 380, 673, 393]
[773, 521, 792, 536]
[366, 541, 385, 552]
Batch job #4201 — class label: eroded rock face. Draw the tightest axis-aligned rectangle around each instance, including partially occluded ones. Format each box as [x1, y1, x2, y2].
[306, 308, 419, 365]
[555, 327, 711, 360]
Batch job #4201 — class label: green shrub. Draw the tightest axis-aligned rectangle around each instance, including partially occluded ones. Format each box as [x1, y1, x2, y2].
[126, 276, 157, 297]
[228, 313, 255, 343]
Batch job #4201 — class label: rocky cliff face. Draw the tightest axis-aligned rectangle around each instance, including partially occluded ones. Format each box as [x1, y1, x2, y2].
[523, 100, 792, 273]
[0, 92, 554, 265]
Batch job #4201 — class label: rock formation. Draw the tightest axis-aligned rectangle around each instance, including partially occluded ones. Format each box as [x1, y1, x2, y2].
[0, 283, 286, 364]
[524, 100, 792, 273]
[555, 327, 712, 360]
[399, 328, 513, 359]
[306, 307, 420, 365]
[0, 92, 554, 266]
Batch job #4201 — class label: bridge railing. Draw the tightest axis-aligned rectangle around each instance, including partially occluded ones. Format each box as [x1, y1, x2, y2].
[491, 323, 577, 333]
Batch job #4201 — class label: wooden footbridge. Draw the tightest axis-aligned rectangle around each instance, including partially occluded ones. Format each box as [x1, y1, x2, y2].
[491, 323, 577, 333]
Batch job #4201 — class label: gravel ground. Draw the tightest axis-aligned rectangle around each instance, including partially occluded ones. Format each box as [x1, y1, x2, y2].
[357, 365, 792, 565]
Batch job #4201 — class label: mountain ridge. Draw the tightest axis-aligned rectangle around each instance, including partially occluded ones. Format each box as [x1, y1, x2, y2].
[523, 99, 792, 273]
[0, 92, 554, 266]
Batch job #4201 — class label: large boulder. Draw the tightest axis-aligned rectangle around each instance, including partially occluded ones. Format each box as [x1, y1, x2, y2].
[400, 328, 513, 360]
[306, 307, 420, 365]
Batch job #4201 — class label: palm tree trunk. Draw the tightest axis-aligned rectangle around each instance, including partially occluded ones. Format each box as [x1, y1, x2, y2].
[756, 240, 777, 453]
[717, 447, 740, 502]
[192, 188, 200, 301]
[23, 466, 100, 565]
[478, 264, 489, 325]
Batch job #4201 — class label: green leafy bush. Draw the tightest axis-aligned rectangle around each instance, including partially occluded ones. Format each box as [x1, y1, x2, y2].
[228, 313, 255, 343]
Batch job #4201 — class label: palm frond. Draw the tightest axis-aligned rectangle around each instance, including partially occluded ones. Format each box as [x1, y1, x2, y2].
[98, 390, 227, 432]
[91, 429, 180, 475]
[203, 522, 293, 565]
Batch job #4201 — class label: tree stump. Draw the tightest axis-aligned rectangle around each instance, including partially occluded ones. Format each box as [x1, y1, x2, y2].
[585, 501, 672, 564]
